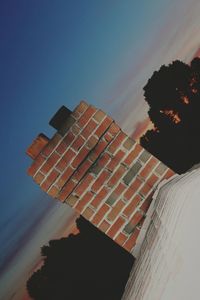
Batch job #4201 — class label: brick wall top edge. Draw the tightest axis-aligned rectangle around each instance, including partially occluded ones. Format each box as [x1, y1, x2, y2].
[26, 133, 49, 159]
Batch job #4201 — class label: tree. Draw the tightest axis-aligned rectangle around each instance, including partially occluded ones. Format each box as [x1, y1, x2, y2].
[141, 57, 200, 173]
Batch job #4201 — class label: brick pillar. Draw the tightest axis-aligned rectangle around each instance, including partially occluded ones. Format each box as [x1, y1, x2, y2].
[26, 101, 175, 253]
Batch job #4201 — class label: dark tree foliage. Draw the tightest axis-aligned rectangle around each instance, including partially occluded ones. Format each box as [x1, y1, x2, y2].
[27, 217, 134, 300]
[141, 57, 200, 173]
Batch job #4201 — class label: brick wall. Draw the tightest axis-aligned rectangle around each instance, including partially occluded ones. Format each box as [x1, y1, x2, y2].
[26, 101, 175, 253]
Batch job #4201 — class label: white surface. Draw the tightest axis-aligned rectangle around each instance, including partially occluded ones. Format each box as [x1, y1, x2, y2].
[123, 167, 200, 300]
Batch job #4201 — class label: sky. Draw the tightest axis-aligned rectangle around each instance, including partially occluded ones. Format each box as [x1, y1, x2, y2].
[0, 0, 200, 299]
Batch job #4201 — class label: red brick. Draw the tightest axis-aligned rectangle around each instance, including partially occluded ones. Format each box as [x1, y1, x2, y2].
[113, 182, 127, 197]
[34, 172, 45, 184]
[27, 154, 46, 176]
[91, 170, 110, 193]
[26, 133, 49, 159]
[41, 169, 60, 191]
[86, 135, 98, 149]
[91, 187, 109, 208]
[81, 119, 97, 139]
[82, 207, 95, 220]
[108, 122, 120, 136]
[97, 152, 110, 167]
[123, 228, 140, 252]
[74, 101, 89, 115]
[107, 132, 127, 154]
[107, 165, 126, 187]
[124, 178, 143, 201]
[104, 132, 114, 142]
[99, 220, 110, 233]
[78, 106, 96, 127]
[56, 166, 74, 189]
[73, 159, 92, 181]
[75, 174, 94, 196]
[123, 195, 142, 218]
[40, 152, 60, 174]
[56, 148, 76, 172]
[58, 180, 76, 202]
[140, 193, 153, 213]
[130, 211, 143, 227]
[75, 191, 93, 212]
[107, 217, 125, 239]
[93, 110, 106, 123]
[115, 232, 128, 247]
[71, 136, 85, 152]
[94, 116, 113, 137]
[71, 124, 81, 135]
[42, 133, 62, 156]
[106, 149, 126, 171]
[48, 185, 59, 198]
[71, 146, 89, 168]
[140, 157, 158, 178]
[147, 173, 159, 187]
[139, 183, 152, 196]
[124, 144, 143, 166]
[107, 200, 125, 222]
[92, 204, 110, 226]
[88, 140, 108, 162]
[162, 168, 175, 180]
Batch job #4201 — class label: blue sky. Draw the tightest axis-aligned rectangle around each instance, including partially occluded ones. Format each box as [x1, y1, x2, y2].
[0, 0, 200, 299]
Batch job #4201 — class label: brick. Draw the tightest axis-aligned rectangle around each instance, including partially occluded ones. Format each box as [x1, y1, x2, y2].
[140, 193, 153, 213]
[107, 165, 126, 187]
[86, 135, 98, 149]
[41, 169, 60, 191]
[162, 168, 175, 180]
[114, 182, 127, 196]
[73, 159, 92, 181]
[99, 220, 110, 233]
[124, 178, 143, 200]
[56, 166, 74, 188]
[155, 162, 168, 176]
[123, 228, 140, 252]
[94, 116, 113, 137]
[26, 133, 49, 159]
[107, 217, 125, 239]
[75, 174, 94, 196]
[71, 136, 85, 152]
[108, 122, 120, 136]
[123, 161, 142, 185]
[78, 106, 96, 127]
[123, 195, 142, 218]
[91, 170, 110, 193]
[71, 124, 81, 135]
[48, 185, 59, 198]
[107, 200, 125, 222]
[42, 133, 62, 156]
[104, 132, 114, 142]
[130, 211, 143, 227]
[74, 101, 89, 115]
[93, 110, 106, 122]
[140, 157, 158, 178]
[88, 140, 108, 162]
[61, 131, 75, 149]
[40, 152, 60, 174]
[58, 180, 76, 202]
[91, 204, 110, 226]
[124, 144, 143, 166]
[139, 183, 152, 197]
[98, 152, 110, 167]
[147, 173, 159, 187]
[138, 150, 151, 163]
[27, 154, 46, 176]
[91, 187, 109, 208]
[56, 149, 76, 172]
[115, 232, 128, 247]
[71, 146, 89, 168]
[75, 191, 93, 212]
[65, 194, 79, 207]
[123, 137, 135, 150]
[82, 207, 95, 220]
[106, 149, 126, 171]
[106, 192, 118, 206]
[81, 119, 97, 139]
[107, 131, 127, 154]
[34, 172, 45, 184]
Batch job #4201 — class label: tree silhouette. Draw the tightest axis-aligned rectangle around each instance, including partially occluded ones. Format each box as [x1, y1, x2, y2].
[141, 57, 200, 173]
[27, 217, 134, 300]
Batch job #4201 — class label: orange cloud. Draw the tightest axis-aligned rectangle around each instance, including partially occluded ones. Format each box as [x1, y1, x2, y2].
[132, 118, 153, 142]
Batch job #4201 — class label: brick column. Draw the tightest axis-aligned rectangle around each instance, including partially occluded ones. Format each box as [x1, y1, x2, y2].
[26, 101, 175, 253]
